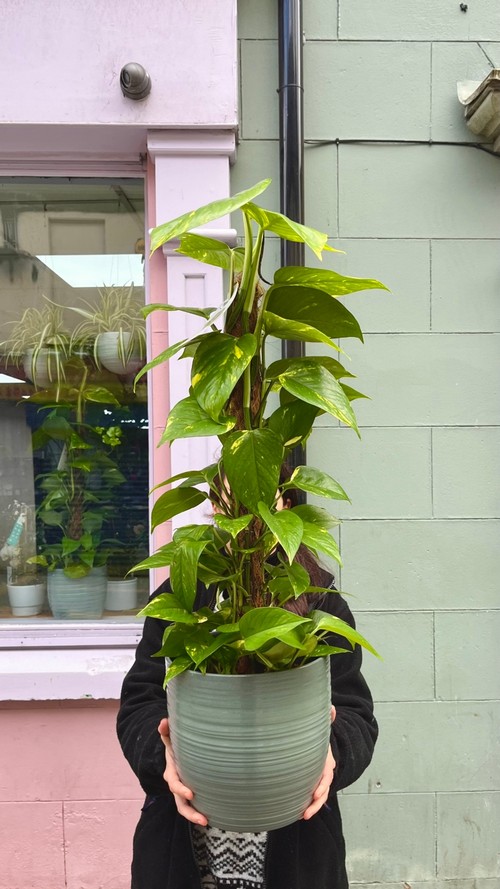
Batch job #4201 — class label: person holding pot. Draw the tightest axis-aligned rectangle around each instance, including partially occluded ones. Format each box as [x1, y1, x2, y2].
[117, 478, 378, 889]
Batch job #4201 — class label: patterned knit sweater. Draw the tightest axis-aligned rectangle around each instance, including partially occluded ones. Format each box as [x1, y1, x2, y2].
[192, 826, 267, 889]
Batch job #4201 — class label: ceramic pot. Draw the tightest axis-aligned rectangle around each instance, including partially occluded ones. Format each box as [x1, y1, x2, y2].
[105, 577, 138, 611]
[23, 349, 55, 388]
[167, 656, 331, 832]
[47, 567, 107, 619]
[7, 580, 46, 617]
[96, 332, 143, 375]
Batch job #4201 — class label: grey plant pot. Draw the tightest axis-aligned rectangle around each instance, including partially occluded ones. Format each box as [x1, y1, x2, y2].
[47, 567, 107, 619]
[167, 656, 331, 832]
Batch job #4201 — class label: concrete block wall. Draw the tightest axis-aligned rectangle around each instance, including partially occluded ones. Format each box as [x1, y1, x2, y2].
[236, 2, 500, 885]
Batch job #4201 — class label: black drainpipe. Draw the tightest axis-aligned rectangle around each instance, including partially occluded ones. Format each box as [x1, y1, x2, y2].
[278, 0, 306, 483]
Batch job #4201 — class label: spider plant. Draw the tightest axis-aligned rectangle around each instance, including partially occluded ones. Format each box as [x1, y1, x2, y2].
[0, 298, 70, 394]
[68, 283, 146, 369]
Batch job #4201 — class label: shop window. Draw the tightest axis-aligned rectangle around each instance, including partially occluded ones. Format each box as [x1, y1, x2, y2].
[0, 178, 149, 622]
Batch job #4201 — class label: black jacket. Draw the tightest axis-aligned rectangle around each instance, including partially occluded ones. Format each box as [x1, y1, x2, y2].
[117, 582, 378, 889]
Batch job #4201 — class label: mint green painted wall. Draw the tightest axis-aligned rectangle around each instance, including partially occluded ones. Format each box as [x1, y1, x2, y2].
[236, 2, 500, 885]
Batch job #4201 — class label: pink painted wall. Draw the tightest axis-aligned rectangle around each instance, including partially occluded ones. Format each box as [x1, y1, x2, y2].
[0, 4, 238, 885]
[0, 703, 143, 889]
[0, 0, 237, 129]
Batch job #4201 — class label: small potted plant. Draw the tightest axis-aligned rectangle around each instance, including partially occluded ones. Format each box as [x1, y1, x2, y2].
[0, 298, 70, 394]
[132, 179, 387, 831]
[0, 501, 46, 616]
[68, 283, 146, 376]
[29, 361, 126, 619]
[105, 522, 148, 611]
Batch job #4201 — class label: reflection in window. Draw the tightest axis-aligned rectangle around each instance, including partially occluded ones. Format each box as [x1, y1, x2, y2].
[0, 178, 149, 621]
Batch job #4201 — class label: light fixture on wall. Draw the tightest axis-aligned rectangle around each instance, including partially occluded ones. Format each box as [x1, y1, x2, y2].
[120, 63, 151, 100]
[458, 70, 500, 152]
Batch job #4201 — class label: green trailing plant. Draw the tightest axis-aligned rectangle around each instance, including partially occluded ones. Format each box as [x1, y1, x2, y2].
[135, 179, 388, 682]
[67, 283, 146, 369]
[29, 358, 127, 578]
[0, 298, 70, 394]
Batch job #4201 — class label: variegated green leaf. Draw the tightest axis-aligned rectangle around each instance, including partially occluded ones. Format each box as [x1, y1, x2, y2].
[287, 465, 350, 502]
[143, 303, 212, 319]
[267, 560, 310, 597]
[274, 266, 389, 296]
[151, 464, 218, 492]
[243, 204, 336, 260]
[300, 520, 342, 565]
[266, 355, 354, 381]
[215, 514, 253, 538]
[258, 501, 303, 563]
[267, 285, 363, 341]
[311, 610, 379, 656]
[191, 631, 241, 667]
[82, 385, 120, 405]
[222, 428, 283, 512]
[134, 338, 188, 386]
[191, 333, 257, 421]
[266, 401, 319, 449]
[177, 233, 244, 272]
[165, 656, 193, 684]
[139, 592, 198, 624]
[340, 383, 369, 402]
[159, 396, 235, 445]
[291, 504, 340, 529]
[150, 180, 271, 253]
[151, 486, 207, 531]
[279, 363, 359, 434]
[263, 311, 342, 352]
[239, 607, 312, 651]
[170, 539, 210, 611]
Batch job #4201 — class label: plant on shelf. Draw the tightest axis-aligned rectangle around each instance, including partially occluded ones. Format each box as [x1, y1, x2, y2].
[131, 179, 388, 831]
[0, 501, 46, 617]
[107, 517, 148, 580]
[0, 298, 70, 394]
[105, 520, 148, 611]
[68, 283, 146, 375]
[29, 358, 127, 618]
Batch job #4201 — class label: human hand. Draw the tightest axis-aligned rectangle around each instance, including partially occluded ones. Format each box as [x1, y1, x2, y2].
[158, 718, 208, 826]
[302, 705, 337, 820]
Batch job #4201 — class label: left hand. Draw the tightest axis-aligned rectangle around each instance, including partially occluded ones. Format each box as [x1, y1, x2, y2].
[302, 705, 336, 820]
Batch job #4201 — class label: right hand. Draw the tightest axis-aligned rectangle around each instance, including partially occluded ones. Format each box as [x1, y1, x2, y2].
[158, 718, 208, 826]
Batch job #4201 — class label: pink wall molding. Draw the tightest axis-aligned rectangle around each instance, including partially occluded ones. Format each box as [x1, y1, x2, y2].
[0, 1, 237, 132]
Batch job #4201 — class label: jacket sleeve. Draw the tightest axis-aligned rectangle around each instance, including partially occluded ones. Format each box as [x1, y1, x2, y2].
[116, 605, 170, 796]
[116, 578, 212, 796]
[324, 593, 378, 793]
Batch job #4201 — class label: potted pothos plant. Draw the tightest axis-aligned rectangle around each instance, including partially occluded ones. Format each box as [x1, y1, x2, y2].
[134, 178, 386, 831]
[29, 358, 126, 619]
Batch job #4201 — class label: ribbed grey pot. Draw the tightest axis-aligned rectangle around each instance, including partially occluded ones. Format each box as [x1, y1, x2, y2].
[167, 656, 331, 832]
[47, 567, 107, 619]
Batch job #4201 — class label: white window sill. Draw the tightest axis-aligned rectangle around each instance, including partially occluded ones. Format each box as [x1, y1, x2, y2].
[0, 619, 144, 701]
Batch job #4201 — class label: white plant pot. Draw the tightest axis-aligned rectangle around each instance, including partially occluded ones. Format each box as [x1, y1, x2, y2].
[96, 332, 144, 375]
[105, 577, 138, 611]
[7, 580, 46, 617]
[23, 349, 54, 388]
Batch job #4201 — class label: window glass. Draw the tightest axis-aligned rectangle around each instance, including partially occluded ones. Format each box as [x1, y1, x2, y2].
[0, 178, 149, 621]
